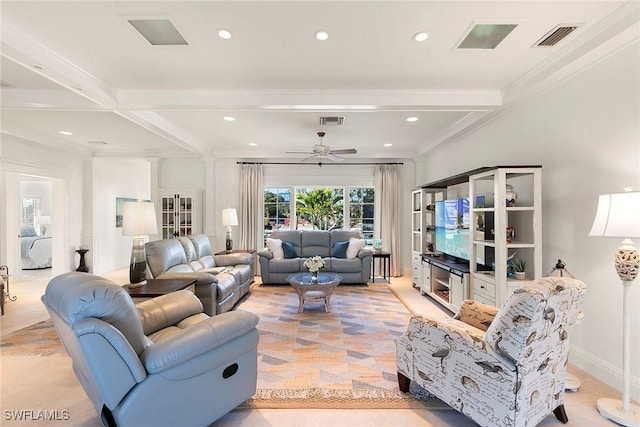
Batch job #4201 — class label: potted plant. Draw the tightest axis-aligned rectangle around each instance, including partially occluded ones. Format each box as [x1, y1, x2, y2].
[512, 258, 526, 280]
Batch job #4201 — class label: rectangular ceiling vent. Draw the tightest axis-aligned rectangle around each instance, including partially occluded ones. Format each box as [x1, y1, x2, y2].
[534, 24, 581, 47]
[319, 116, 345, 126]
[128, 19, 188, 46]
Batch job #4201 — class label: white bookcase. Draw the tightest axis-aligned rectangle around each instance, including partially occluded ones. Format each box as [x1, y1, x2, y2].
[469, 167, 542, 307]
[158, 190, 202, 239]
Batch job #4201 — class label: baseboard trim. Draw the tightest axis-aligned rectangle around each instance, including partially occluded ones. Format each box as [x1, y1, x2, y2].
[570, 346, 640, 401]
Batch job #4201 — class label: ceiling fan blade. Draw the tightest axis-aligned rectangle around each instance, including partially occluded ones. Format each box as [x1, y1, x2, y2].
[329, 148, 357, 155]
[300, 153, 319, 162]
[325, 153, 344, 162]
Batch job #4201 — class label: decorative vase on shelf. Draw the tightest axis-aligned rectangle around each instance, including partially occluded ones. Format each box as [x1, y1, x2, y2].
[506, 184, 518, 207]
[514, 271, 526, 280]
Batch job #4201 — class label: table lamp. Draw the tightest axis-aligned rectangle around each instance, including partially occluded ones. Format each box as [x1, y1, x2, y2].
[589, 189, 640, 426]
[222, 207, 238, 252]
[36, 215, 51, 236]
[122, 201, 158, 287]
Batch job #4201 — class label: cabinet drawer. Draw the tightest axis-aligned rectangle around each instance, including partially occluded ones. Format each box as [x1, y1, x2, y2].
[474, 292, 495, 306]
[412, 253, 422, 264]
[473, 275, 496, 305]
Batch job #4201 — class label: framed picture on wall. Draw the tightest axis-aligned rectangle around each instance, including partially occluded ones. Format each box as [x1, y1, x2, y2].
[116, 197, 150, 227]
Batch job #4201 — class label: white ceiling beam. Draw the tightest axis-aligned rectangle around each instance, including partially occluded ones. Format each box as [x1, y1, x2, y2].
[118, 89, 502, 111]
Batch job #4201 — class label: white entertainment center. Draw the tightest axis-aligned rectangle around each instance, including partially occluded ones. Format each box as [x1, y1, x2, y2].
[412, 166, 542, 311]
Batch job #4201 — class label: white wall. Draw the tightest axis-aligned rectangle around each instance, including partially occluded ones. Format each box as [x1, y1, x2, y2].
[89, 158, 152, 274]
[416, 42, 640, 398]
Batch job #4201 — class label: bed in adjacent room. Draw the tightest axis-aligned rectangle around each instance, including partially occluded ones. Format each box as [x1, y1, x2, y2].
[20, 226, 52, 270]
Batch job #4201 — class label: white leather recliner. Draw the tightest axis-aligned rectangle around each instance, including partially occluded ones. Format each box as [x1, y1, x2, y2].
[42, 272, 259, 427]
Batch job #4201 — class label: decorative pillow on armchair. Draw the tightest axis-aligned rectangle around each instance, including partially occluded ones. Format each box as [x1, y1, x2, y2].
[266, 238, 285, 259]
[346, 238, 366, 259]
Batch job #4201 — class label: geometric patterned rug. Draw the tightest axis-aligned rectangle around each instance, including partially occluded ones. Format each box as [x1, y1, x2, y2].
[236, 284, 446, 409]
[0, 283, 447, 410]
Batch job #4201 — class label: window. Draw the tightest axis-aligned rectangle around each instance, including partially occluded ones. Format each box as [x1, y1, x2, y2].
[296, 187, 344, 230]
[263, 186, 374, 243]
[348, 188, 374, 244]
[264, 187, 291, 239]
[22, 196, 40, 226]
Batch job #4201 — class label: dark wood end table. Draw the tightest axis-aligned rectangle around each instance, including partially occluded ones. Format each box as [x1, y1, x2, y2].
[371, 251, 391, 283]
[124, 278, 197, 298]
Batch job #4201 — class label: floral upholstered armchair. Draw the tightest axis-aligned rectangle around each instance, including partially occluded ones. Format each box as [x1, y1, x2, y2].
[396, 277, 586, 427]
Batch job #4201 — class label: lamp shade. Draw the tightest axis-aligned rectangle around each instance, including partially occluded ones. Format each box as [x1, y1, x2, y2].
[36, 215, 51, 225]
[589, 191, 640, 238]
[122, 202, 158, 236]
[222, 208, 238, 227]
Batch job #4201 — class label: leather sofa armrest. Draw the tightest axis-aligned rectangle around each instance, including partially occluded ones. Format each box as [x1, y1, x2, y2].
[214, 252, 252, 266]
[257, 248, 273, 259]
[156, 271, 218, 285]
[136, 290, 204, 335]
[358, 248, 374, 258]
[141, 310, 259, 374]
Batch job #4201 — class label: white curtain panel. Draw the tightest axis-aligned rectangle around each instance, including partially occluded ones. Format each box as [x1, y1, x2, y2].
[375, 164, 402, 277]
[239, 163, 264, 250]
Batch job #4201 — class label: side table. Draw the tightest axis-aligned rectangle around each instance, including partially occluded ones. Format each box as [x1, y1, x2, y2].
[76, 249, 89, 272]
[371, 251, 391, 283]
[0, 265, 16, 315]
[124, 278, 197, 299]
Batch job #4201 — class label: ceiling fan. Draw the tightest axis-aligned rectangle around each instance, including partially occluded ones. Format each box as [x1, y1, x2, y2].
[286, 131, 357, 162]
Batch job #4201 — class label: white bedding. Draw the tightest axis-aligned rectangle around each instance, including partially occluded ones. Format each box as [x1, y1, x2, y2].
[21, 236, 52, 269]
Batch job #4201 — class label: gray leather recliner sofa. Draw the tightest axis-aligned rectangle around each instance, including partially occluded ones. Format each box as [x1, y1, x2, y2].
[145, 234, 253, 315]
[42, 272, 259, 427]
[258, 229, 373, 284]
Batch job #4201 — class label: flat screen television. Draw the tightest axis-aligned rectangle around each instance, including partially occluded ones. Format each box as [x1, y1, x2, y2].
[435, 198, 473, 263]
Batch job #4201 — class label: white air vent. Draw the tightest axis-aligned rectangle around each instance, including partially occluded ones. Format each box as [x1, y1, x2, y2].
[534, 24, 581, 47]
[319, 116, 345, 126]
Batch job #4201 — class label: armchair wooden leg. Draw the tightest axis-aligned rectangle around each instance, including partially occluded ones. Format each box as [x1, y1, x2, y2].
[398, 372, 411, 393]
[553, 405, 569, 423]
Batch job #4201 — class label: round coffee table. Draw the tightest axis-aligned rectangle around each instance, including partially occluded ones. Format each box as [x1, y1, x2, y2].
[286, 272, 342, 313]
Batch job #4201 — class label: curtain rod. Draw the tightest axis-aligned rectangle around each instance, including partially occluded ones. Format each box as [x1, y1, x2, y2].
[237, 161, 404, 166]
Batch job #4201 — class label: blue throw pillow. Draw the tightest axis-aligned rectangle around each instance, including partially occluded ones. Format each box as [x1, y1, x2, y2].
[332, 241, 349, 259]
[282, 241, 297, 259]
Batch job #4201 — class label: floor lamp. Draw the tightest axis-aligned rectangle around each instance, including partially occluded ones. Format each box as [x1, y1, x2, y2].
[122, 201, 158, 287]
[589, 189, 640, 427]
[222, 207, 238, 252]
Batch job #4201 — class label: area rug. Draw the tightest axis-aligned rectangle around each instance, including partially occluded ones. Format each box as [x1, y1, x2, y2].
[0, 284, 447, 410]
[236, 284, 446, 409]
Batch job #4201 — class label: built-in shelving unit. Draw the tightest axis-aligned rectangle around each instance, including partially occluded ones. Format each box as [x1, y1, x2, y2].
[469, 167, 542, 307]
[412, 165, 542, 309]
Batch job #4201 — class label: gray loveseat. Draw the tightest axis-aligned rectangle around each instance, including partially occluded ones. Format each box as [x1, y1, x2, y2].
[258, 230, 373, 284]
[145, 234, 253, 315]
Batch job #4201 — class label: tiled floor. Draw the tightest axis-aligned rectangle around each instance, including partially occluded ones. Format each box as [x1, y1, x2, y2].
[1, 270, 633, 426]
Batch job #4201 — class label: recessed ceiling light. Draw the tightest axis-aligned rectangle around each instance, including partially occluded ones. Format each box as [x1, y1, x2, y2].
[223, 116, 236, 122]
[315, 31, 329, 41]
[33, 64, 44, 70]
[406, 117, 419, 122]
[384, 143, 393, 147]
[218, 29, 232, 40]
[88, 141, 108, 145]
[59, 130, 73, 135]
[248, 142, 258, 147]
[413, 32, 429, 42]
